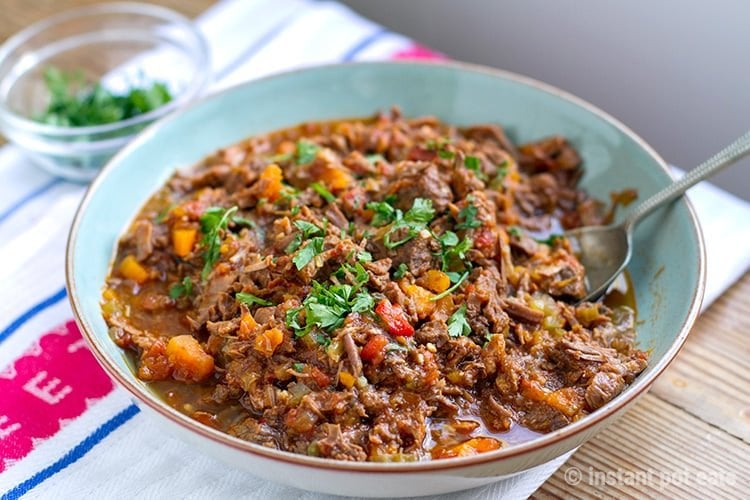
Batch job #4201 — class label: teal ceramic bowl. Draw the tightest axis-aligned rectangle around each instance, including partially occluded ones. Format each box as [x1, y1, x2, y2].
[66, 61, 705, 497]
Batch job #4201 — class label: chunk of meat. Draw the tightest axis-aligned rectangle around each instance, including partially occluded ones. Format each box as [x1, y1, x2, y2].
[133, 220, 154, 261]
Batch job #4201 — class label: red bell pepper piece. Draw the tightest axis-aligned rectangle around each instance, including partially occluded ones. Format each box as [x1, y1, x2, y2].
[375, 299, 414, 337]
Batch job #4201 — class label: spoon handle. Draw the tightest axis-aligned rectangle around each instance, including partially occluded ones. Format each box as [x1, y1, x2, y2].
[623, 130, 750, 231]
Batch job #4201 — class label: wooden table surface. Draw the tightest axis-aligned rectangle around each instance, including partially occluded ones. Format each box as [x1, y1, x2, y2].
[2, 1, 748, 498]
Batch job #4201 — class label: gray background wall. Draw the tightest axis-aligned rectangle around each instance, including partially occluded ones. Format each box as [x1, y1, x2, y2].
[343, 0, 750, 200]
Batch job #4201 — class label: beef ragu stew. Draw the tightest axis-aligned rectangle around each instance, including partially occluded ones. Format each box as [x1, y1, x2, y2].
[102, 108, 647, 462]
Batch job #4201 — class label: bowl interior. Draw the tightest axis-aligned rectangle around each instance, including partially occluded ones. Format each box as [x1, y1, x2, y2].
[68, 62, 703, 467]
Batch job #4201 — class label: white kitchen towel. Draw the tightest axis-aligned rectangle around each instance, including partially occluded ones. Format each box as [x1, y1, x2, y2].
[0, 0, 748, 499]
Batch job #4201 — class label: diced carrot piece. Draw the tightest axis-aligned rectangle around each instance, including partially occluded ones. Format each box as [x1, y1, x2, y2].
[339, 371, 356, 388]
[431, 437, 502, 459]
[258, 164, 284, 201]
[546, 387, 584, 417]
[419, 270, 451, 293]
[254, 327, 284, 357]
[119, 255, 149, 284]
[318, 166, 353, 190]
[238, 312, 258, 339]
[399, 281, 435, 319]
[172, 228, 197, 257]
[311, 367, 331, 388]
[519, 378, 548, 402]
[166, 335, 214, 382]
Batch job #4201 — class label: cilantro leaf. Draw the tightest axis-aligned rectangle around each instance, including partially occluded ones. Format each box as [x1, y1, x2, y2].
[287, 280, 375, 338]
[437, 231, 473, 272]
[357, 251, 372, 263]
[199, 206, 238, 280]
[383, 198, 435, 249]
[310, 182, 335, 203]
[296, 140, 320, 164]
[366, 200, 398, 227]
[393, 263, 408, 279]
[292, 236, 325, 270]
[535, 234, 563, 246]
[293, 220, 323, 238]
[169, 277, 193, 299]
[507, 226, 523, 238]
[236, 292, 274, 306]
[456, 203, 482, 230]
[447, 304, 471, 337]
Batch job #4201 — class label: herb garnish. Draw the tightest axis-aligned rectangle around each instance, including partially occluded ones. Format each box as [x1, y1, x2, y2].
[431, 271, 469, 301]
[169, 277, 193, 299]
[507, 226, 523, 238]
[366, 154, 385, 164]
[310, 182, 335, 203]
[447, 304, 471, 337]
[535, 234, 563, 246]
[464, 155, 487, 180]
[292, 237, 325, 270]
[296, 140, 320, 164]
[365, 199, 398, 227]
[236, 292, 274, 306]
[436, 231, 473, 272]
[383, 198, 435, 249]
[286, 220, 323, 254]
[286, 279, 373, 337]
[36, 66, 172, 127]
[393, 263, 408, 279]
[455, 201, 482, 230]
[199, 206, 238, 280]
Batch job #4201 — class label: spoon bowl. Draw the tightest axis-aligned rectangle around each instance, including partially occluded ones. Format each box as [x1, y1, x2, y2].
[569, 130, 750, 303]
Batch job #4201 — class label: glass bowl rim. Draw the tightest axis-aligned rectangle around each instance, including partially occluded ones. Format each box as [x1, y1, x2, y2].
[0, 1, 211, 138]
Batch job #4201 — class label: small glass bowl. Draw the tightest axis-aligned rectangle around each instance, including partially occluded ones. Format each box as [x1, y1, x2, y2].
[0, 2, 210, 181]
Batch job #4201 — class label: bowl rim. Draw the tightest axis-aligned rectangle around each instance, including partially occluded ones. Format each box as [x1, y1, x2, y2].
[0, 1, 210, 138]
[65, 59, 706, 473]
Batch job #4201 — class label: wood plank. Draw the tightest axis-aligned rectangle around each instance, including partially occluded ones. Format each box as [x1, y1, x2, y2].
[650, 274, 750, 443]
[534, 393, 750, 498]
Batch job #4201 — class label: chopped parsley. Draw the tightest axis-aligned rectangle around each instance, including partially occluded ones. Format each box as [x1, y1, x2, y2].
[393, 263, 408, 279]
[286, 220, 323, 254]
[507, 226, 523, 238]
[310, 182, 335, 203]
[535, 234, 563, 246]
[383, 198, 435, 249]
[236, 292, 273, 306]
[199, 206, 238, 280]
[437, 149, 455, 160]
[35, 66, 172, 127]
[436, 231, 473, 272]
[292, 362, 305, 372]
[266, 152, 294, 163]
[232, 215, 255, 228]
[455, 202, 481, 230]
[286, 279, 374, 337]
[463, 155, 487, 180]
[366, 153, 385, 164]
[447, 304, 471, 337]
[357, 250, 373, 263]
[292, 236, 325, 270]
[169, 277, 193, 299]
[366, 199, 398, 227]
[295, 140, 320, 165]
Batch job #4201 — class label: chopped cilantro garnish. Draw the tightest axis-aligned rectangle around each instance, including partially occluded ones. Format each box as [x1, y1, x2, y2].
[310, 182, 335, 203]
[383, 198, 435, 249]
[366, 153, 385, 164]
[357, 250, 372, 263]
[266, 152, 294, 163]
[535, 234, 563, 246]
[290, 205, 301, 216]
[286, 279, 374, 337]
[295, 140, 320, 165]
[232, 215, 255, 228]
[437, 149, 455, 160]
[169, 277, 193, 299]
[293, 220, 323, 238]
[393, 263, 408, 279]
[366, 199, 398, 227]
[199, 206, 238, 281]
[464, 156, 481, 171]
[236, 292, 273, 306]
[437, 231, 473, 272]
[507, 226, 523, 238]
[455, 202, 482, 230]
[35, 66, 172, 127]
[292, 236, 325, 270]
[293, 362, 305, 372]
[447, 304, 471, 337]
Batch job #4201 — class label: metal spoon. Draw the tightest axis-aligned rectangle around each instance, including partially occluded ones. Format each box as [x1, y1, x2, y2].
[567, 130, 750, 303]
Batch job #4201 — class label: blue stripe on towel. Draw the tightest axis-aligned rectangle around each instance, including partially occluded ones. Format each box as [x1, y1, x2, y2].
[3, 404, 140, 500]
[0, 286, 68, 344]
[0, 178, 62, 226]
[341, 27, 389, 61]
